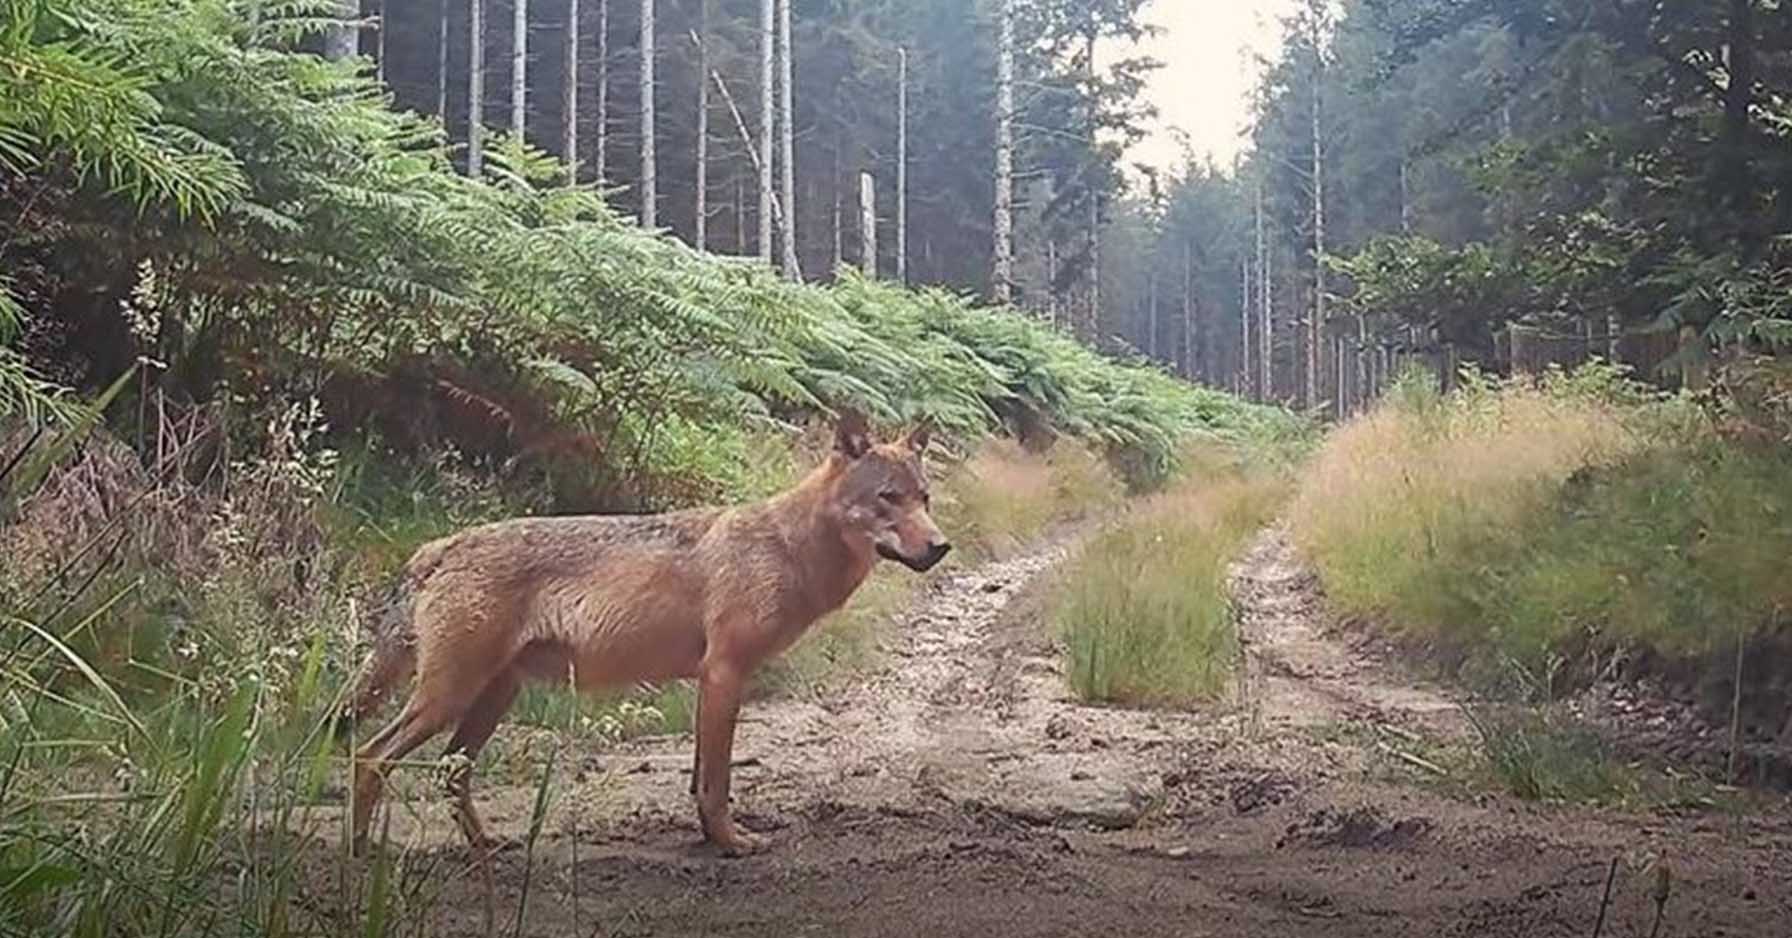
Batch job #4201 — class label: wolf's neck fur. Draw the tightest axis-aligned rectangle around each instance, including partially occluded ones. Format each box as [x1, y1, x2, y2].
[759, 455, 875, 620]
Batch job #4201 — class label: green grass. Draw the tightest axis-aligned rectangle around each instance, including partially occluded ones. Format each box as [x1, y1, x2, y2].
[1290, 362, 1792, 683]
[1461, 705, 1630, 803]
[1053, 454, 1286, 706]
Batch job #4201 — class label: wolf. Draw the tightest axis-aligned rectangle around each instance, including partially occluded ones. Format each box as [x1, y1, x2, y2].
[338, 410, 949, 856]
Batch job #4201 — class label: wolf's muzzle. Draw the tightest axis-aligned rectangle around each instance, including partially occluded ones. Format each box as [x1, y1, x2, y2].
[881, 541, 950, 572]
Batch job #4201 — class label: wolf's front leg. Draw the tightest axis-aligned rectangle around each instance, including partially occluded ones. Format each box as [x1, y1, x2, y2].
[694, 660, 764, 856]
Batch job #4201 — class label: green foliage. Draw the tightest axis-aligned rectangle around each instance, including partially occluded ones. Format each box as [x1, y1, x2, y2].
[1303, 0, 1792, 361]
[1463, 704, 1627, 804]
[1055, 466, 1285, 706]
[0, 0, 1286, 511]
[1292, 363, 1792, 684]
[0, 0, 246, 217]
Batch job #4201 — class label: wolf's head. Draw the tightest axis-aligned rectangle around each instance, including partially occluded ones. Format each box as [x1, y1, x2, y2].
[824, 408, 951, 573]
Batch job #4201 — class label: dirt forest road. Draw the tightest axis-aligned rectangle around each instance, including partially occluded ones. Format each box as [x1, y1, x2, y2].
[308, 527, 1792, 937]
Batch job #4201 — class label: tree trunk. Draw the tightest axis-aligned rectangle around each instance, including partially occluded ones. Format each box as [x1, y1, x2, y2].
[896, 47, 908, 285]
[992, 0, 1015, 303]
[468, 0, 485, 175]
[1398, 157, 1411, 233]
[1240, 258, 1251, 396]
[512, 0, 527, 138]
[595, 0, 608, 180]
[859, 171, 877, 277]
[1147, 270, 1158, 361]
[437, 0, 450, 118]
[1309, 50, 1326, 412]
[1332, 333, 1345, 419]
[375, 1, 386, 81]
[832, 132, 843, 271]
[776, 0, 799, 279]
[1356, 318, 1368, 414]
[639, 0, 656, 227]
[757, 0, 774, 263]
[1084, 32, 1099, 339]
[1722, 0, 1755, 220]
[693, 0, 708, 248]
[325, 0, 358, 60]
[1253, 176, 1265, 399]
[564, 0, 579, 178]
[736, 177, 746, 253]
[1183, 243, 1194, 380]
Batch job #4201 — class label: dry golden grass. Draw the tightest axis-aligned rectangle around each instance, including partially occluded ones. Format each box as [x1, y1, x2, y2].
[1289, 364, 1792, 692]
[1288, 377, 1643, 645]
[936, 438, 1123, 561]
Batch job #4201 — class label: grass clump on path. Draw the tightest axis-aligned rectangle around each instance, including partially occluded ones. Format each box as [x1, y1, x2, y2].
[1053, 450, 1287, 706]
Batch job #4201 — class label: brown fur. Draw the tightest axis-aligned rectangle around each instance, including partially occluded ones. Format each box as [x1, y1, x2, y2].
[340, 411, 948, 856]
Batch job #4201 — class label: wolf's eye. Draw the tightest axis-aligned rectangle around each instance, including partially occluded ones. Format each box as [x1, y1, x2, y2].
[878, 490, 900, 504]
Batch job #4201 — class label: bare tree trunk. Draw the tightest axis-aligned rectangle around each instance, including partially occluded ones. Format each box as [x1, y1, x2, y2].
[1309, 53, 1325, 411]
[1147, 270, 1159, 361]
[1241, 259, 1253, 395]
[757, 0, 774, 263]
[1084, 32, 1099, 340]
[776, 0, 799, 279]
[704, 55, 796, 259]
[736, 177, 746, 253]
[992, 0, 1015, 303]
[1721, 0, 1755, 217]
[1184, 244, 1195, 380]
[595, 0, 608, 180]
[859, 171, 877, 277]
[326, 0, 358, 60]
[1339, 334, 1350, 418]
[512, 0, 527, 138]
[1398, 157, 1411, 233]
[1045, 239, 1058, 328]
[896, 47, 909, 285]
[375, 1, 386, 81]
[1253, 176, 1265, 399]
[437, 0, 450, 118]
[1355, 317, 1368, 414]
[832, 133, 843, 271]
[1261, 236, 1273, 400]
[639, 0, 656, 227]
[1088, 195, 1101, 340]
[564, 0, 580, 177]
[468, 0, 485, 175]
[693, 0, 708, 248]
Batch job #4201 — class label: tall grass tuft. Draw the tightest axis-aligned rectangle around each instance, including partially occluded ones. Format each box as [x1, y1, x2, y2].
[1053, 454, 1286, 706]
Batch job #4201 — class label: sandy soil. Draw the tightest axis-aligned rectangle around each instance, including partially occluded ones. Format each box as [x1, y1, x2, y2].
[298, 526, 1792, 937]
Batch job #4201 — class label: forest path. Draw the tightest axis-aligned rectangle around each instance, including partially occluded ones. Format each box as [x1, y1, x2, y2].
[302, 525, 1792, 937]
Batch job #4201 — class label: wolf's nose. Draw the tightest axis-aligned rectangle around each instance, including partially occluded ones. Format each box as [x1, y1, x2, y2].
[920, 541, 951, 569]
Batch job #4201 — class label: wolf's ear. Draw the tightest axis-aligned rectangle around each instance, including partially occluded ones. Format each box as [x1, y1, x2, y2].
[833, 407, 872, 459]
[902, 422, 932, 454]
